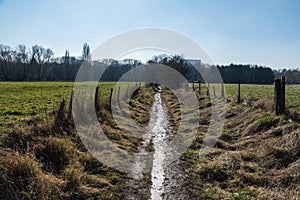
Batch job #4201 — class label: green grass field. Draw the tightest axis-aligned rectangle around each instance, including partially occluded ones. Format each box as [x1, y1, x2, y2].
[0, 82, 72, 127]
[0, 82, 138, 129]
[223, 84, 300, 114]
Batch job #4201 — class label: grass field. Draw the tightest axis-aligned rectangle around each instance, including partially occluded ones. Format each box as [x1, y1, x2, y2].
[0, 82, 138, 129]
[190, 83, 300, 114]
[0, 82, 73, 128]
[224, 84, 300, 115]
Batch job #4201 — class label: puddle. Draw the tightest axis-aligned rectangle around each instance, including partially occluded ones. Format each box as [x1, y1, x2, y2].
[129, 93, 168, 200]
[149, 93, 168, 200]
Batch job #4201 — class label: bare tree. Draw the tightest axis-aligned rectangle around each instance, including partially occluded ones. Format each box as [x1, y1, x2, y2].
[16, 45, 30, 80]
[64, 50, 70, 64]
[30, 45, 54, 80]
[31, 45, 45, 64]
[44, 48, 54, 62]
[41, 48, 54, 80]
[82, 43, 91, 61]
[0, 45, 14, 80]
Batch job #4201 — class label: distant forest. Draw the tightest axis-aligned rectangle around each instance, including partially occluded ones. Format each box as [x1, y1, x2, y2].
[0, 44, 299, 84]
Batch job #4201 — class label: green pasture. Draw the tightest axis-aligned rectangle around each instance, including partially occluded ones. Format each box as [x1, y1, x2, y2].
[0, 82, 137, 129]
[223, 84, 300, 113]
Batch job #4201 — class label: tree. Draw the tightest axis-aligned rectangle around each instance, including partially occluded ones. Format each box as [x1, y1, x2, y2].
[0, 45, 14, 80]
[82, 43, 91, 61]
[16, 45, 28, 63]
[44, 48, 54, 62]
[16, 45, 30, 80]
[64, 50, 70, 64]
[148, 54, 191, 79]
[41, 48, 54, 80]
[30, 45, 54, 80]
[31, 45, 45, 64]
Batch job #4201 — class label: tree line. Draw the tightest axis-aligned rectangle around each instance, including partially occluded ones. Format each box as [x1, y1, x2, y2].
[148, 55, 276, 84]
[0, 44, 299, 84]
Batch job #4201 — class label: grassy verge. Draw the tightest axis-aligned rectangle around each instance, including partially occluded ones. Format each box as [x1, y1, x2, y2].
[163, 85, 300, 199]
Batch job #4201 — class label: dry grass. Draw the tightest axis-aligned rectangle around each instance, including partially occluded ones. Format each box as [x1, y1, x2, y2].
[162, 85, 300, 199]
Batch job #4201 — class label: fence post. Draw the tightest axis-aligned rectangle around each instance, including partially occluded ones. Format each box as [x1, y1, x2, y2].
[221, 83, 225, 99]
[95, 86, 100, 116]
[274, 79, 283, 115]
[237, 80, 241, 104]
[207, 83, 210, 97]
[109, 88, 113, 113]
[198, 82, 201, 94]
[117, 86, 120, 103]
[68, 90, 73, 121]
[281, 76, 285, 114]
[274, 76, 286, 115]
[125, 85, 129, 98]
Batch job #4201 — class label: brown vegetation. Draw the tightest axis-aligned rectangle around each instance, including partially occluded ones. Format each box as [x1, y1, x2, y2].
[162, 86, 300, 199]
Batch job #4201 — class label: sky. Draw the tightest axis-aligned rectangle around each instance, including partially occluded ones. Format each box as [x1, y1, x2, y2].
[0, 0, 300, 69]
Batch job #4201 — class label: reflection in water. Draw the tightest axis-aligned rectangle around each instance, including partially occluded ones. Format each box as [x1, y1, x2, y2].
[129, 93, 168, 200]
[150, 93, 167, 200]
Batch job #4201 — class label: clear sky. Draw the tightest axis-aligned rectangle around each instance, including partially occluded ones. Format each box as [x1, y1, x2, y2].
[0, 0, 299, 69]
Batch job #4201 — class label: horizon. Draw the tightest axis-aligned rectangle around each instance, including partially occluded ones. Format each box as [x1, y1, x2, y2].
[1, 0, 300, 69]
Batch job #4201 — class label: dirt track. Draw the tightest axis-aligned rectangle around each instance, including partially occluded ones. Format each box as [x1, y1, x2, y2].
[124, 93, 191, 200]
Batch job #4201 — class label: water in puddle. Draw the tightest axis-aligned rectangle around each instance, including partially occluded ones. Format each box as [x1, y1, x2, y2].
[149, 93, 167, 200]
[129, 93, 168, 200]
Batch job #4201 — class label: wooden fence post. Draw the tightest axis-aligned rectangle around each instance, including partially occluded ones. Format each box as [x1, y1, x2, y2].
[125, 85, 129, 98]
[68, 90, 73, 121]
[198, 82, 201, 94]
[274, 76, 286, 115]
[281, 76, 285, 114]
[109, 88, 113, 113]
[95, 86, 100, 116]
[207, 83, 210, 97]
[274, 79, 283, 115]
[221, 83, 225, 99]
[237, 80, 241, 104]
[117, 86, 120, 103]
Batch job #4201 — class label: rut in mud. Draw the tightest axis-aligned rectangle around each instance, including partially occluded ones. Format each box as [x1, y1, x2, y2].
[149, 93, 168, 200]
[125, 92, 185, 200]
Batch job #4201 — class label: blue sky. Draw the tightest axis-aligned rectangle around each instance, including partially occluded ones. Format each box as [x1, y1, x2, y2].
[0, 0, 299, 69]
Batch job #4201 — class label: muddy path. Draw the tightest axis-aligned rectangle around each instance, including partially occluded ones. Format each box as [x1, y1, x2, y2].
[124, 93, 190, 200]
